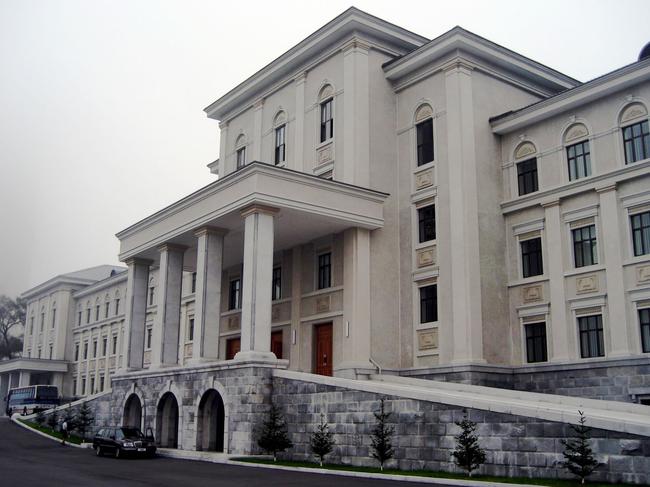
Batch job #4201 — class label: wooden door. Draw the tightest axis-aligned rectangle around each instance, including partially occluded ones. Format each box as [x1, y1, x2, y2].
[314, 323, 333, 376]
[271, 331, 283, 359]
[226, 338, 240, 360]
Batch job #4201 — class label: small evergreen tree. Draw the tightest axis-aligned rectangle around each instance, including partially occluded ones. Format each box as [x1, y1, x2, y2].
[257, 403, 293, 461]
[62, 406, 77, 432]
[561, 410, 600, 484]
[34, 409, 46, 427]
[310, 413, 335, 467]
[370, 398, 394, 471]
[451, 412, 486, 477]
[75, 402, 95, 441]
[47, 410, 59, 431]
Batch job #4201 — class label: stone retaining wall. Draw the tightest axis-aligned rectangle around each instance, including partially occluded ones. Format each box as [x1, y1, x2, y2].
[272, 375, 650, 484]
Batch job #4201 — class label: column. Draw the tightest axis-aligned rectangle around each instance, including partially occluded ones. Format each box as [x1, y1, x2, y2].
[0, 373, 9, 414]
[339, 227, 372, 377]
[342, 39, 370, 186]
[543, 200, 570, 361]
[252, 99, 264, 162]
[293, 72, 307, 172]
[445, 62, 484, 364]
[151, 244, 186, 367]
[289, 246, 302, 370]
[598, 184, 630, 356]
[122, 258, 151, 371]
[18, 371, 31, 387]
[235, 205, 278, 361]
[191, 227, 226, 362]
[218, 121, 229, 178]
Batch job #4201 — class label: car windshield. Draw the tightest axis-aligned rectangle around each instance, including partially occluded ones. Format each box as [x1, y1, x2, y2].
[120, 428, 144, 439]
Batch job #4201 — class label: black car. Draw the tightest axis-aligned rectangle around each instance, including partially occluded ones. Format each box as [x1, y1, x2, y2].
[93, 427, 156, 458]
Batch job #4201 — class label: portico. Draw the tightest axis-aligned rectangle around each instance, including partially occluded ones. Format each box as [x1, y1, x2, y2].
[116, 162, 387, 375]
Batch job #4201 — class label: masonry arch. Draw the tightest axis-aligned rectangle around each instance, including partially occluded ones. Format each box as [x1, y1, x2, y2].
[156, 392, 179, 448]
[123, 393, 143, 429]
[195, 389, 225, 452]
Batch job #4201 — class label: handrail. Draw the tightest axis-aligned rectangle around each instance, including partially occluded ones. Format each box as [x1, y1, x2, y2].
[369, 357, 382, 375]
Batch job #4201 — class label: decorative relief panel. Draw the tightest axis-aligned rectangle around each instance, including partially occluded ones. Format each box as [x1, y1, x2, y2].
[415, 104, 433, 123]
[143, 350, 151, 365]
[228, 315, 240, 331]
[576, 275, 599, 294]
[316, 295, 331, 313]
[637, 265, 650, 284]
[416, 246, 436, 268]
[98, 358, 105, 369]
[564, 123, 589, 143]
[272, 305, 281, 321]
[417, 328, 438, 351]
[414, 170, 433, 190]
[514, 141, 536, 159]
[109, 357, 116, 368]
[184, 343, 193, 359]
[621, 103, 648, 124]
[317, 143, 333, 165]
[522, 285, 543, 303]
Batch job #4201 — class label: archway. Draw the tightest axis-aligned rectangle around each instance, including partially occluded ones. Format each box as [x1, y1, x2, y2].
[156, 392, 179, 448]
[123, 394, 142, 429]
[196, 389, 225, 452]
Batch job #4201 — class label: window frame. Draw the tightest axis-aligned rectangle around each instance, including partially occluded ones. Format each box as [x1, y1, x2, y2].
[572, 224, 599, 268]
[419, 284, 438, 324]
[416, 117, 434, 167]
[320, 98, 333, 143]
[236, 146, 246, 169]
[639, 308, 650, 354]
[630, 210, 650, 257]
[524, 322, 548, 363]
[317, 252, 332, 290]
[622, 119, 650, 164]
[566, 139, 592, 181]
[272, 266, 282, 301]
[517, 158, 539, 196]
[188, 317, 195, 343]
[229, 278, 242, 310]
[578, 314, 605, 358]
[274, 124, 286, 165]
[417, 204, 436, 243]
[520, 236, 544, 278]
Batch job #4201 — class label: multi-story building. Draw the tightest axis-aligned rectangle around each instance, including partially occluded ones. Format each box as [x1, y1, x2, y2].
[3, 8, 650, 479]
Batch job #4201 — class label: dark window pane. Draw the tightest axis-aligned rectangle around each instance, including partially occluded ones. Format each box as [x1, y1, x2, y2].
[420, 284, 438, 323]
[416, 118, 434, 166]
[320, 99, 333, 143]
[525, 322, 548, 363]
[272, 267, 282, 300]
[318, 253, 332, 290]
[567, 141, 591, 181]
[572, 224, 598, 267]
[623, 121, 650, 164]
[418, 205, 436, 242]
[520, 237, 543, 278]
[229, 279, 241, 310]
[275, 125, 286, 164]
[578, 315, 604, 358]
[639, 309, 650, 354]
[517, 158, 538, 196]
[631, 211, 650, 256]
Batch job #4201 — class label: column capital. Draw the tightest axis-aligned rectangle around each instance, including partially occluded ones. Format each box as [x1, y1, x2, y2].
[341, 37, 370, 55]
[443, 59, 475, 76]
[218, 121, 229, 130]
[253, 98, 265, 110]
[193, 226, 228, 238]
[596, 183, 617, 194]
[156, 243, 188, 253]
[124, 257, 152, 267]
[294, 71, 308, 85]
[240, 204, 280, 219]
[541, 198, 561, 209]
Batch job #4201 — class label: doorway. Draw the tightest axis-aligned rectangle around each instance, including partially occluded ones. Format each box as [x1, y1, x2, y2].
[196, 389, 225, 452]
[314, 323, 333, 376]
[271, 330, 283, 359]
[156, 392, 179, 448]
[123, 394, 142, 429]
[226, 338, 240, 360]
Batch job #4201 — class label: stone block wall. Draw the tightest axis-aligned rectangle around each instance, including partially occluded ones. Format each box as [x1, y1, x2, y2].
[272, 376, 650, 484]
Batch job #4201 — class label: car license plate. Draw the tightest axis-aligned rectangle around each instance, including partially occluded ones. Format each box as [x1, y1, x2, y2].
[137, 448, 146, 452]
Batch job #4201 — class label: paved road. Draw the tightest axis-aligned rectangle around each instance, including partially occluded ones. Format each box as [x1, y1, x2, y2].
[0, 418, 446, 487]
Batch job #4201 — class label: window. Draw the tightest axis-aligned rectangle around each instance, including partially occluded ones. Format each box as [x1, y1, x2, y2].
[105, 302, 110, 318]
[146, 327, 152, 349]
[572, 225, 598, 267]
[640, 308, 650, 353]
[92, 339, 98, 358]
[517, 158, 538, 196]
[148, 287, 155, 306]
[567, 140, 591, 180]
[418, 205, 436, 242]
[520, 237, 543, 278]
[188, 318, 194, 342]
[81, 377, 86, 395]
[420, 284, 438, 323]
[40, 312, 44, 331]
[86, 308, 90, 324]
[191, 272, 197, 294]
[525, 322, 548, 363]
[94, 305, 99, 321]
[229, 278, 241, 310]
[236, 146, 246, 169]
[578, 315, 604, 358]
[90, 377, 95, 394]
[38, 348, 41, 358]
[77, 311, 81, 326]
[49, 345, 53, 359]
[30, 316, 34, 334]
[83, 342, 88, 360]
[74, 343, 80, 362]
[99, 375, 105, 392]
[631, 211, 650, 256]
[114, 298, 120, 315]
[112, 335, 118, 355]
[51, 309, 56, 328]
[623, 120, 650, 164]
[73, 379, 77, 396]
[317, 253, 332, 290]
[320, 98, 333, 142]
[416, 118, 434, 166]
[272, 267, 282, 301]
[102, 337, 108, 356]
[274, 125, 286, 164]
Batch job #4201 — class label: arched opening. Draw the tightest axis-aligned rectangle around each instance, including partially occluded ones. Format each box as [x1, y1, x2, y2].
[156, 392, 179, 448]
[196, 389, 225, 452]
[123, 394, 142, 429]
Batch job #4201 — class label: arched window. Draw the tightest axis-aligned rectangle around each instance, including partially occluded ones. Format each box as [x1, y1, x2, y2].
[273, 111, 287, 165]
[514, 141, 538, 196]
[319, 84, 334, 143]
[619, 102, 649, 164]
[51, 302, 57, 329]
[563, 123, 591, 181]
[415, 104, 434, 166]
[235, 134, 247, 169]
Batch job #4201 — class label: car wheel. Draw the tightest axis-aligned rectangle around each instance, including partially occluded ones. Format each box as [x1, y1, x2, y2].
[114, 447, 121, 459]
[95, 446, 102, 457]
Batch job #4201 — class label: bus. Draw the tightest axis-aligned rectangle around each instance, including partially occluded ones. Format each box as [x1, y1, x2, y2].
[5, 385, 60, 416]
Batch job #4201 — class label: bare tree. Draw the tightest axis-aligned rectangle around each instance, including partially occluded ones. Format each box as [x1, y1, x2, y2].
[0, 295, 26, 360]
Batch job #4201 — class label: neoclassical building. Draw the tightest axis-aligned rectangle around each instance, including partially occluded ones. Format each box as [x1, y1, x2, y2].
[3, 8, 650, 476]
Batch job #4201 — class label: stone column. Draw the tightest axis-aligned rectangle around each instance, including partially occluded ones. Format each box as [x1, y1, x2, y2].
[0, 373, 9, 414]
[338, 227, 372, 377]
[191, 227, 226, 362]
[235, 205, 278, 361]
[151, 244, 186, 367]
[18, 371, 31, 387]
[293, 73, 307, 172]
[289, 246, 302, 370]
[218, 121, 229, 178]
[597, 184, 630, 356]
[543, 200, 570, 361]
[122, 258, 151, 371]
[252, 99, 264, 162]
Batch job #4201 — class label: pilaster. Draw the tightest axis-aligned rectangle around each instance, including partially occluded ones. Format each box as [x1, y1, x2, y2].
[289, 246, 302, 370]
[218, 121, 229, 178]
[252, 99, 264, 162]
[293, 72, 307, 172]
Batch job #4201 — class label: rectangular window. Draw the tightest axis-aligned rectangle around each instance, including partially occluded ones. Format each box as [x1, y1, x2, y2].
[83, 342, 88, 360]
[114, 298, 120, 315]
[525, 322, 548, 363]
[95, 305, 100, 321]
[567, 140, 591, 180]
[40, 313, 44, 331]
[90, 377, 95, 394]
[623, 120, 650, 164]
[272, 267, 282, 301]
[77, 311, 81, 327]
[640, 308, 650, 354]
[30, 316, 34, 334]
[517, 158, 538, 196]
[191, 272, 197, 294]
[149, 287, 155, 306]
[631, 211, 650, 256]
[420, 284, 438, 323]
[49, 345, 53, 359]
[74, 343, 80, 362]
[320, 99, 333, 142]
[418, 205, 436, 242]
[236, 147, 246, 169]
[102, 337, 108, 356]
[317, 253, 332, 290]
[229, 279, 241, 310]
[73, 379, 77, 396]
[572, 225, 598, 268]
[51, 309, 56, 328]
[520, 237, 543, 278]
[578, 315, 605, 358]
[146, 327, 152, 349]
[86, 308, 90, 324]
[112, 335, 118, 355]
[81, 377, 86, 395]
[99, 375, 105, 392]
[416, 118, 434, 166]
[38, 348, 42, 358]
[105, 302, 109, 318]
[274, 124, 286, 164]
[188, 318, 194, 342]
[92, 340, 98, 358]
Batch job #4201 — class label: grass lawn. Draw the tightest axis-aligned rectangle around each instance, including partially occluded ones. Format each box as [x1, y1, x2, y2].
[17, 418, 85, 445]
[231, 457, 621, 487]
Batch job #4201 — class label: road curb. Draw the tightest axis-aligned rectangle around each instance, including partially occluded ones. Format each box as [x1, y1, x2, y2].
[10, 415, 92, 449]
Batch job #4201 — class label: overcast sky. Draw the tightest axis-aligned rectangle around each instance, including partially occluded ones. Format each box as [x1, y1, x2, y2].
[1, 0, 649, 298]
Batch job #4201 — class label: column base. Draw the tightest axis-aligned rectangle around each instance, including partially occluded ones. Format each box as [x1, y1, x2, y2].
[233, 350, 277, 362]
